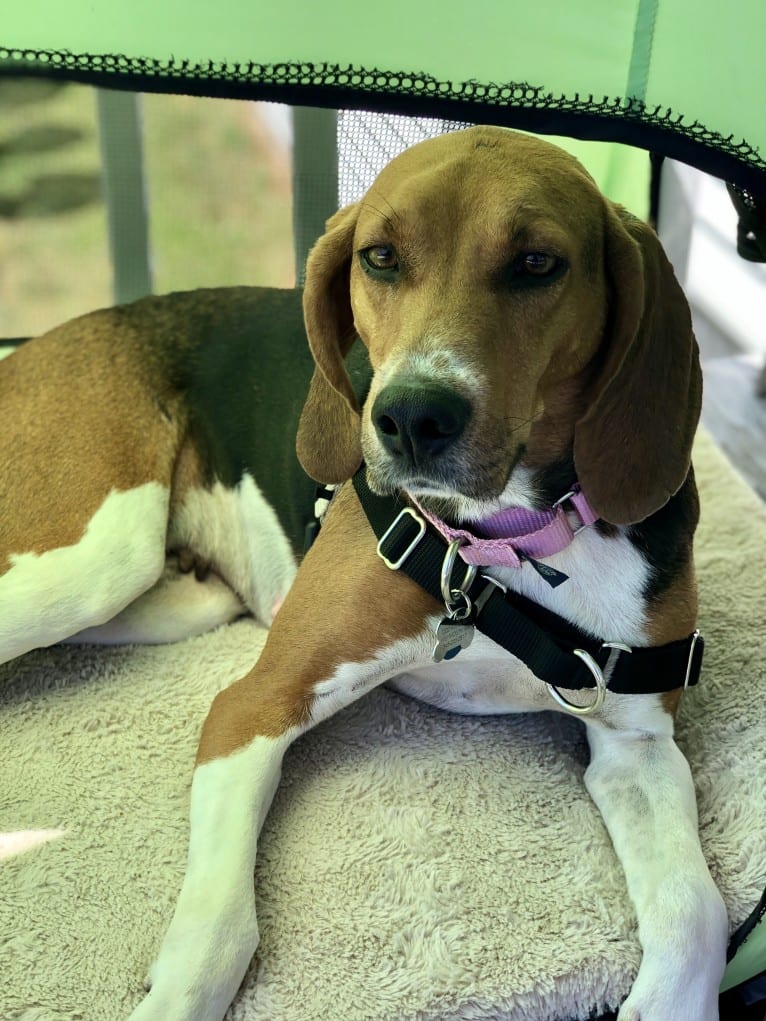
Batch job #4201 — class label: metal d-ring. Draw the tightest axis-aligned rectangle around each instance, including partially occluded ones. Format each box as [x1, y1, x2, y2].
[546, 648, 607, 716]
[440, 539, 478, 616]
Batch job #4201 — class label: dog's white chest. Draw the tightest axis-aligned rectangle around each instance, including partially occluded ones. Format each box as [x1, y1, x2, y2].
[387, 526, 653, 717]
[388, 626, 560, 715]
[485, 524, 652, 647]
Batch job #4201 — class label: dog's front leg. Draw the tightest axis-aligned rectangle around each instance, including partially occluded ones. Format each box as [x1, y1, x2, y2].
[584, 707, 727, 1021]
[127, 727, 292, 1021]
[127, 484, 437, 1021]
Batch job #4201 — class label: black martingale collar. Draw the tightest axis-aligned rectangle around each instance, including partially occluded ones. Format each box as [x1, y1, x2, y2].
[352, 467, 703, 716]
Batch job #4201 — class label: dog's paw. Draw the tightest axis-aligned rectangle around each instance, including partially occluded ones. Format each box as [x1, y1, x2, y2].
[128, 967, 222, 1021]
[140, 958, 161, 994]
[616, 1006, 639, 1021]
[616, 978, 719, 1021]
[173, 547, 212, 581]
[127, 904, 259, 1021]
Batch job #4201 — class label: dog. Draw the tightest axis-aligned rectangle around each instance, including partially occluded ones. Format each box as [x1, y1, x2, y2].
[0, 127, 727, 1021]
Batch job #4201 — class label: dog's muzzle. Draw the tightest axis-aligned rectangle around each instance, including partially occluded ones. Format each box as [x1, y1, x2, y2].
[371, 383, 471, 472]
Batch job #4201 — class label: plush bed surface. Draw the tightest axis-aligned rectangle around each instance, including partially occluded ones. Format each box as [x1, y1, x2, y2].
[2, 428, 765, 1021]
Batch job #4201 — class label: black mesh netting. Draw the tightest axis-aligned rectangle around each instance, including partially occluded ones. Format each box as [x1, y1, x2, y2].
[2, 47, 765, 193]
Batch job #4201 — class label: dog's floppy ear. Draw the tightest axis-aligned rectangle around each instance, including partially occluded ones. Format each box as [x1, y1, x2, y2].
[297, 203, 363, 483]
[573, 204, 702, 525]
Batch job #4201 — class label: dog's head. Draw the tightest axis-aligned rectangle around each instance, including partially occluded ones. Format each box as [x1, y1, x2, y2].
[296, 127, 701, 526]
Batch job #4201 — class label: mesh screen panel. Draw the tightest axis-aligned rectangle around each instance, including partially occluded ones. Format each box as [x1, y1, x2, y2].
[338, 111, 468, 205]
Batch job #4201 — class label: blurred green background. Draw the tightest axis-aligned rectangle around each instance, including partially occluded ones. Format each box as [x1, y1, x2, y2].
[0, 77, 294, 338]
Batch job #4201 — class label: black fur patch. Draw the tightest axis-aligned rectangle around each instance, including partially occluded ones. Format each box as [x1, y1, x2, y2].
[167, 287, 372, 557]
[530, 458, 579, 509]
[627, 468, 699, 603]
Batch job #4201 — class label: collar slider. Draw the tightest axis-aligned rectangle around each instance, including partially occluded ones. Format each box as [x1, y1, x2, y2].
[376, 506, 427, 570]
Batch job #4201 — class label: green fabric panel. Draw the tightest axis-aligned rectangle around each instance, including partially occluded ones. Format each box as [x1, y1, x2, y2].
[721, 915, 766, 992]
[3, 0, 637, 99]
[626, 0, 658, 102]
[648, 0, 766, 155]
[2, 0, 764, 187]
[540, 135, 650, 216]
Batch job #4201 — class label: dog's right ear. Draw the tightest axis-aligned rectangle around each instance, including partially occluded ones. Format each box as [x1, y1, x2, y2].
[297, 203, 363, 484]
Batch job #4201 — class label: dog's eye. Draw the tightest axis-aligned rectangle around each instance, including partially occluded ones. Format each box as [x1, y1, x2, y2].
[505, 252, 567, 290]
[360, 244, 400, 277]
[521, 252, 558, 276]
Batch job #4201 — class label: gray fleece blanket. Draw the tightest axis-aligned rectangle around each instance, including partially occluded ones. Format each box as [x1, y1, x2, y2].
[1, 428, 764, 1021]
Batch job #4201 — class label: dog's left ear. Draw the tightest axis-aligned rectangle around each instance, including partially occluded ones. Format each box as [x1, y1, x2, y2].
[573, 204, 702, 525]
[297, 203, 363, 484]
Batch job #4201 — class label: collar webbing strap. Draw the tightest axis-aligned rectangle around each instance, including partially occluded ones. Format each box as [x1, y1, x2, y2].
[409, 483, 597, 568]
[352, 468, 703, 696]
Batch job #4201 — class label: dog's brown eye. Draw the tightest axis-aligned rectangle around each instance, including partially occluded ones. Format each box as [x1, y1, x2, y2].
[360, 244, 399, 275]
[522, 252, 558, 275]
[505, 251, 566, 291]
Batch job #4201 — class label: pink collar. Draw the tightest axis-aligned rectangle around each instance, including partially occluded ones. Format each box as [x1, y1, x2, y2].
[411, 486, 599, 570]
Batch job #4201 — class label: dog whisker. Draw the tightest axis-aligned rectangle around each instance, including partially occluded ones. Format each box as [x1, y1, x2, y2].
[362, 189, 402, 233]
[502, 409, 544, 434]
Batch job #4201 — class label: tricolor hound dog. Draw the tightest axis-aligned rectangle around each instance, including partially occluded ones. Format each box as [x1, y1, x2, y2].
[0, 127, 727, 1021]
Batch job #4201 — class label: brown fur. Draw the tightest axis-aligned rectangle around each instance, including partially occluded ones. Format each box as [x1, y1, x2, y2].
[0, 308, 185, 573]
[661, 689, 684, 717]
[296, 205, 362, 482]
[645, 561, 699, 647]
[296, 127, 701, 526]
[197, 113, 707, 757]
[575, 208, 702, 523]
[120, 131, 719, 1021]
[196, 484, 438, 762]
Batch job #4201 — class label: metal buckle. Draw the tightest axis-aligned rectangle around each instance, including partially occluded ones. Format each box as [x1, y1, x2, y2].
[683, 629, 701, 690]
[546, 640, 632, 716]
[552, 490, 576, 508]
[602, 641, 632, 654]
[547, 648, 607, 716]
[440, 539, 478, 614]
[473, 573, 507, 616]
[552, 489, 587, 535]
[376, 507, 427, 570]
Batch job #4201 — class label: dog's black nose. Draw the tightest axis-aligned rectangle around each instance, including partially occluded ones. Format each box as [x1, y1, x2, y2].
[372, 383, 471, 467]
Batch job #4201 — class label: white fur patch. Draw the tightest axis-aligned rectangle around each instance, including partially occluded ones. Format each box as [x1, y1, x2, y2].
[62, 557, 246, 646]
[129, 733, 295, 1021]
[168, 472, 296, 627]
[307, 621, 583, 721]
[375, 344, 485, 395]
[0, 483, 168, 665]
[585, 725, 728, 1021]
[425, 463, 541, 522]
[388, 621, 557, 715]
[489, 523, 651, 646]
[311, 631, 436, 722]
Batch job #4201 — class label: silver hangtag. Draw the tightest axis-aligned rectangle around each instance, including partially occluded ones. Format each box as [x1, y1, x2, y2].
[432, 617, 475, 662]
